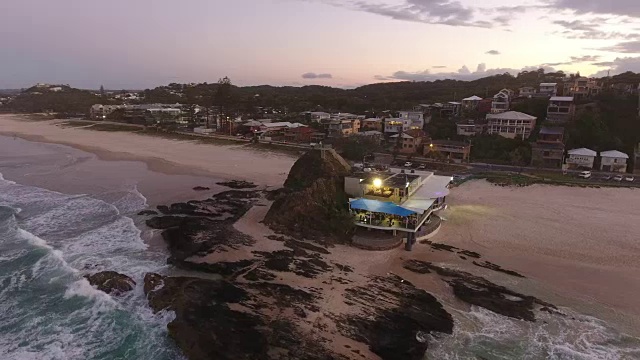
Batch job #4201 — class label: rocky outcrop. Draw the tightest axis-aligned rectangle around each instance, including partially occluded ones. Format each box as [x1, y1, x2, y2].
[264, 150, 353, 240]
[193, 186, 210, 191]
[403, 260, 554, 322]
[84, 271, 135, 295]
[216, 180, 257, 189]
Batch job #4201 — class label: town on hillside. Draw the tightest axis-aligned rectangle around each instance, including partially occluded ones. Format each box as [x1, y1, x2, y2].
[1, 72, 640, 179]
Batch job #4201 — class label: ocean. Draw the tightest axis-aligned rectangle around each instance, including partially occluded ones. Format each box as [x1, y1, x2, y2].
[0, 171, 184, 360]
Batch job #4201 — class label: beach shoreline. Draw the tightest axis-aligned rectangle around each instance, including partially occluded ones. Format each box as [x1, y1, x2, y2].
[0, 114, 297, 188]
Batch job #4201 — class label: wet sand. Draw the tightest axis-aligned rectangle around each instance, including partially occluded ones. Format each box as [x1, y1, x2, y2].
[437, 180, 640, 335]
[0, 114, 297, 188]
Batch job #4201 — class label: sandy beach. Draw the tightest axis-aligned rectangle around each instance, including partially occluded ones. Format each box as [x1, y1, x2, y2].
[0, 114, 297, 188]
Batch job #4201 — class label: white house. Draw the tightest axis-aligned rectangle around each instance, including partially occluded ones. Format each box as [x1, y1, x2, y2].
[398, 111, 425, 130]
[566, 148, 597, 169]
[486, 111, 537, 139]
[600, 150, 629, 173]
[491, 89, 512, 113]
[539, 83, 558, 96]
[384, 118, 410, 134]
[461, 95, 483, 109]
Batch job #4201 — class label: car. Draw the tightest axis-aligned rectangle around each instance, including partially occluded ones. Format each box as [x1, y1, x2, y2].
[578, 171, 592, 179]
[601, 175, 612, 181]
[418, 164, 427, 170]
[404, 162, 413, 167]
[625, 176, 635, 182]
[613, 175, 624, 181]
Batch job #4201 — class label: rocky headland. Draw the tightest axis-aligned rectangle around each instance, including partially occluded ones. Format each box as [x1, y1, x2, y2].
[131, 149, 561, 360]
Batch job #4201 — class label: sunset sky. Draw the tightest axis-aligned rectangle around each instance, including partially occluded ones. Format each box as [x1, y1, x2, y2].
[2, 0, 640, 89]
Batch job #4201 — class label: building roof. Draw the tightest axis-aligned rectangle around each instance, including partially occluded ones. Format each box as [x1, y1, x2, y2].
[404, 129, 426, 138]
[354, 130, 382, 136]
[349, 199, 417, 216]
[390, 133, 414, 139]
[262, 122, 294, 128]
[411, 175, 451, 200]
[486, 111, 537, 120]
[362, 118, 382, 122]
[448, 101, 462, 105]
[568, 148, 597, 157]
[550, 96, 574, 102]
[539, 126, 564, 135]
[600, 150, 629, 159]
[462, 95, 483, 101]
[540, 83, 557, 87]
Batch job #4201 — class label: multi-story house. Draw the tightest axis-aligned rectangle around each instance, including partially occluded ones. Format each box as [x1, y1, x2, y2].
[398, 111, 425, 130]
[327, 119, 355, 137]
[547, 96, 575, 124]
[456, 119, 487, 136]
[304, 111, 331, 122]
[361, 118, 383, 132]
[531, 127, 565, 168]
[566, 148, 597, 170]
[565, 77, 600, 99]
[539, 83, 558, 96]
[390, 129, 427, 154]
[600, 150, 629, 173]
[519, 87, 536, 97]
[491, 89, 513, 113]
[461, 96, 483, 109]
[425, 140, 471, 163]
[441, 102, 462, 117]
[384, 118, 410, 135]
[486, 111, 537, 139]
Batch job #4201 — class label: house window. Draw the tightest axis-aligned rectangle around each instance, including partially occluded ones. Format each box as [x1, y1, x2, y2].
[408, 144, 413, 148]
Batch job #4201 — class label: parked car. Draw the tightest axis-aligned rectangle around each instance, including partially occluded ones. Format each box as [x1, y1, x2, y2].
[601, 175, 612, 180]
[578, 171, 592, 179]
[404, 162, 413, 167]
[613, 175, 624, 181]
[418, 164, 427, 170]
[625, 176, 635, 182]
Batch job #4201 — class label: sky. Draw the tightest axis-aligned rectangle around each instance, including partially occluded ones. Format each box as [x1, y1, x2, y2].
[1, 0, 640, 89]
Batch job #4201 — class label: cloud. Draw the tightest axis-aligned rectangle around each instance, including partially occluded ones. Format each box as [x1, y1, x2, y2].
[549, 0, 640, 17]
[552, 18, 639, 40]
[570, 55, 600, 62]
[590, 56, 640, 77]
[486, 50, 501, 55]
[592, 61, 615, 67]
[385, 64, 557, 82]
[432, 65, 446, 68]
[301, 72, 333, 79]
[598, 40, 640, 54]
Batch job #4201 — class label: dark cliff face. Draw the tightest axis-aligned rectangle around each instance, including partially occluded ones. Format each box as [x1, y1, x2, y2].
[265, 150, 354, 240]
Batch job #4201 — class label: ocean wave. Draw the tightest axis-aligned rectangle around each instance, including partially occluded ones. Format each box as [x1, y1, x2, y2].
[426, 306, 640, 360]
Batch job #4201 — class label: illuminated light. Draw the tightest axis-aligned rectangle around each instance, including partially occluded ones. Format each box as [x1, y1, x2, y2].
[429, 143, 434, 148]
[373, 178, 382, 188]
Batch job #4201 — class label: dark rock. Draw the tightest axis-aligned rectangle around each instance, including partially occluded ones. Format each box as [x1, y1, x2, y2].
[216, 180, 258, 189]
[84, 271, 135, 295]
[137, 210, 158, 216]
[458, 250, 481, 259]
[424, 240, 458, 252]
[264, 150, 354, 241]
[472, 261, 526, 278]
[404, 260, 554, 322]
[243, 268, 277, 282]
[253, 250, 333, 279]
[169, 259, 257, 277]
[283, 239, 331, 255]
[146, 216, 185, 229]
[334, 263, 353, 273]
[193, 186, 210, 191]
[331, 274, 453, 360]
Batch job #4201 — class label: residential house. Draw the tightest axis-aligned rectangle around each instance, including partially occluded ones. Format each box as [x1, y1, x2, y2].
[461, 96, 483, 109]
[361, 118, 383, 132]
[600, 150, 629, 173]
[327, 119, 355, 137]
[441, 102, 462, 117]
[145, 107, 182, 124]
[399, 111, 425, 130]
[90, 104, 124, 119]
[491, 89, 513, 113]
[390, 129, 427, 154]
[547, 96, 575, 124]
[425, 140, 471, 163]
[477, 98, 493, 113]
[353, 131, 383, 144]
[384, 118, 409, 135]
[531, 127, 565, 168]
[539, 83, 558, 96]
[519, 87, 536, 97]
[486, 111, 537, 139]
[456, 118, 487, 136]
[566, 148, 597, 170]
[284, 126, 315, 143]
[304, 111, 331, 122]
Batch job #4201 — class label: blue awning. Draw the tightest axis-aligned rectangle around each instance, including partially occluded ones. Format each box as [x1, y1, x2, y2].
[349, 199, 417, 217]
